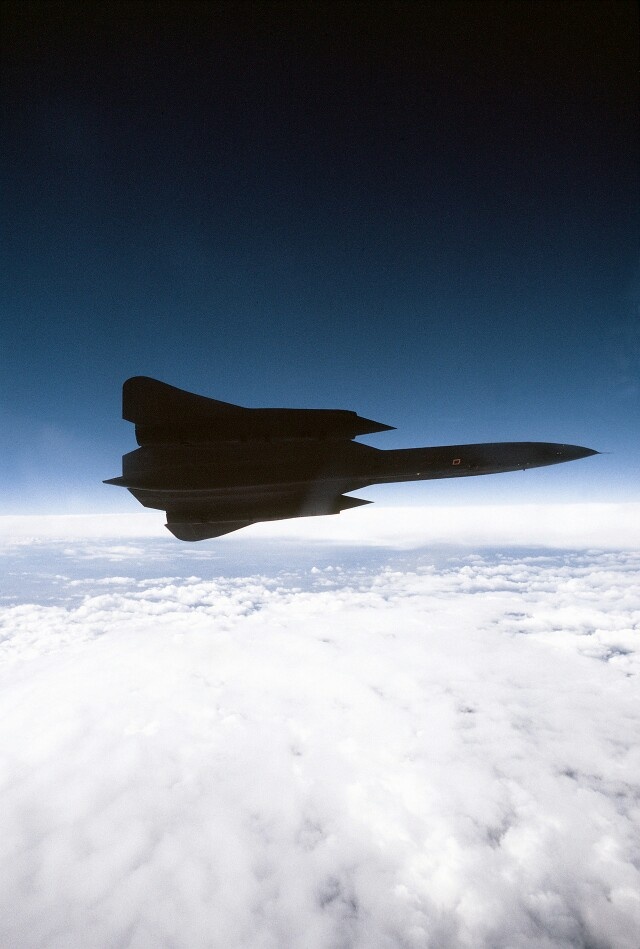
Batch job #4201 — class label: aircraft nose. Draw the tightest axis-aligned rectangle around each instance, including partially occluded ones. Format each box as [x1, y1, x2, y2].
[558, 444, 599, 461]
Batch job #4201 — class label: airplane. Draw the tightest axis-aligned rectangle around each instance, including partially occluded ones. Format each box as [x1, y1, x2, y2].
[104, 376, 598, 541]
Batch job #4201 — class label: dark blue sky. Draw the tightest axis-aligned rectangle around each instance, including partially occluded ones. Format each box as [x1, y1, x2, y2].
[2, 1, 638, 513]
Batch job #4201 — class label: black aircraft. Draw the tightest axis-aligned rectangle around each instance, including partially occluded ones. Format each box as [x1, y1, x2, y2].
[105, 377, 597, 541]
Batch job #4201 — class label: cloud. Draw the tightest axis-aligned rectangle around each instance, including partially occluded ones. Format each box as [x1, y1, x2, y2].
[0, 513, 166, 546]
[1, 502, 639, 550]
[0, 546, 639, 947]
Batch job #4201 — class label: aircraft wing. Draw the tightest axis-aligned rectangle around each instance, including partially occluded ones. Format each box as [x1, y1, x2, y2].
[123, 376, 394, 445]
[118, 480, 371, 540]
[160, 492, 372, 541]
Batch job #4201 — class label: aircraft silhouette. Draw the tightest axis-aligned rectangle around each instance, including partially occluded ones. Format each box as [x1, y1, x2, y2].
[105, 377, 597, 540]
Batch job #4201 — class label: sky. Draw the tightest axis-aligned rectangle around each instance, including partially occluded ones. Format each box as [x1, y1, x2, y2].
[1, 1, 638, 516]
[1, 8, 640, 946]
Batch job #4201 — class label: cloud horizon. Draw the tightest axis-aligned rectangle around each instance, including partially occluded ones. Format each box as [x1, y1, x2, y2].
[1, 502, 638, 550]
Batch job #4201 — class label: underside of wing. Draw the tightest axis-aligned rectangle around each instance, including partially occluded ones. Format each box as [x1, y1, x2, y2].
[162, 491, 371, 540]
[166, 519, 255, 541]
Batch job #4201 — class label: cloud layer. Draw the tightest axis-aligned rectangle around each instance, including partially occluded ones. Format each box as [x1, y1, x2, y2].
[1, 501, 639, 549]
[1, 543, 639, 948]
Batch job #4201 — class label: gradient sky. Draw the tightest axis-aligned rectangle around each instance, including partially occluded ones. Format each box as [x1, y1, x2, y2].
[2, 1, 638, 515]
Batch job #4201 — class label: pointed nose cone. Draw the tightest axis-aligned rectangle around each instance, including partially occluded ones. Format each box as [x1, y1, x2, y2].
[558, 444, 599, 461]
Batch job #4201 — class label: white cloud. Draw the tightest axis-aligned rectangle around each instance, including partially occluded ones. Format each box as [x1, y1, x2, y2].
[1, 502, 639, 549]
[0, 546, 639, 947]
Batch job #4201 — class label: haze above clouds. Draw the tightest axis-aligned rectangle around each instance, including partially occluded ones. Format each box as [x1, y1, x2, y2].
[2, 501, 639, 549]
[1, 525, 639, 949]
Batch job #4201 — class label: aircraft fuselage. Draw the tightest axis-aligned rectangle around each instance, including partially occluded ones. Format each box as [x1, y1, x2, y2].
[105, 378, 597, 539]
